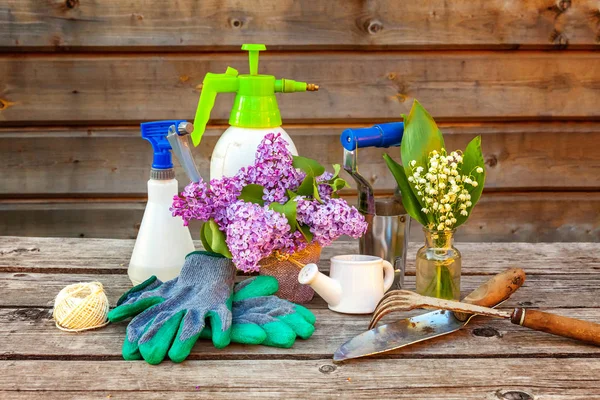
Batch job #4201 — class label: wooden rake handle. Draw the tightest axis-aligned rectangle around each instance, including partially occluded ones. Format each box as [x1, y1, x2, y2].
[462, 268, 526, 307]
[511, 308, 600, 346]
[450, 268, 526, 322]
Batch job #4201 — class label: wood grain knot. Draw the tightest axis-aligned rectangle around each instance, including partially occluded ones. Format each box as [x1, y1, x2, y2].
[485, 154, 498, 168]
[496, 390, 533, 400]
[0, 98, 16, 111]
[472, 327, 502, 338]
[230, 18, 244, 29]
[556, 0, 571, 12]
[364, 19, 383, 35]
[319, 364, 337, 374]
[511, 275, 524, 287]
[65, 0, 79, 9]
[9, 308, 50, 321]
[0, 247, 39, 255]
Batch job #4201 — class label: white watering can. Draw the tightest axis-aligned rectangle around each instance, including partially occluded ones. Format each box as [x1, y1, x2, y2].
[298, 255, 395, 314]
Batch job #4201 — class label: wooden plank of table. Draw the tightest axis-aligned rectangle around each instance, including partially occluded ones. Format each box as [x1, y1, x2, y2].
[1, 390, 596, 400]
[2, 272, 600, 309]
[2, 191, 599, 241]
[1, 238, 599, 274]
[1, 306, 598, 360]
[0, 359, 598, 399]
[1, 52, 599, 123]
[1, 0, 599, 50]
[2, 121, 599, 195]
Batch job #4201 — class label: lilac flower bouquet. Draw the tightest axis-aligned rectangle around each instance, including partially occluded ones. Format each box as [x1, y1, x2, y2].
[171, 133, 368, 273]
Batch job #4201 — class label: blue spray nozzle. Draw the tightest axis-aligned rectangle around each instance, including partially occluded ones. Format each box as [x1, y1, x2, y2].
[340, 122, 405, 151]
[141, 120, 188, 169]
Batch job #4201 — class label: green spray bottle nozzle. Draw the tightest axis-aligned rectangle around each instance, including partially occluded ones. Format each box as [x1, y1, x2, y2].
[191, 44, 319, 147]
[242, 43, 265, 75]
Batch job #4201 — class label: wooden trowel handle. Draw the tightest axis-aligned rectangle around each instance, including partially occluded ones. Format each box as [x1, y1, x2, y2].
[462, 268, 526, 307]
[511, 308, 600, 346]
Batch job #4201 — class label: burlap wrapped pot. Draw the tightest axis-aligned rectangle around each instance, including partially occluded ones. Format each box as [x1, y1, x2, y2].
[259, 242, 321, 304]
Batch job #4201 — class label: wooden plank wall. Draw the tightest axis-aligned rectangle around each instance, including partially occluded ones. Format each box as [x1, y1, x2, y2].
[0, 0, 599, 242]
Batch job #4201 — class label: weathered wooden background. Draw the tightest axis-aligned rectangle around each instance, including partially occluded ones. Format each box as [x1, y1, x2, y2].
[0, 0, 599, 241]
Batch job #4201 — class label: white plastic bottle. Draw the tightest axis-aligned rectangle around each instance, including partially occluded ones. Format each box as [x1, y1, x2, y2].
[210, 126, 298, 178]
[128, 121, 195, 285]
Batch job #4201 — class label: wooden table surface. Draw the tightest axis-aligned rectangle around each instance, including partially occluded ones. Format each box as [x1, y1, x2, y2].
[1, 236, 599, 399]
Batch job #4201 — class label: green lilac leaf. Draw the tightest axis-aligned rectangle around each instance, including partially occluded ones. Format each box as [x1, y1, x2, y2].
[383, 154, 429, 226]
[270, 199, 298, 233]
[313, 182, 323, 203]
[331, 177, 349, 192]
[292, 155, 326, 177]
[298, 224, 314, 243]
[296, 174, 316, 196]
[199, 224, 211, 252]
[454, 135, 486, 228]
[202, 219, 232, 258]
[238, 184, 265, 206]
[286, 189, 298, 200]
[331, 164, 341, 180]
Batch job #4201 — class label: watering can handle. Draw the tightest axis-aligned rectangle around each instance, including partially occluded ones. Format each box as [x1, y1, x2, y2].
[340, 122, 404, 151]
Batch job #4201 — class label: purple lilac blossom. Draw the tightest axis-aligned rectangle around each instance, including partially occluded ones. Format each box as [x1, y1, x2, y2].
[316, 171, 334, 200]
[296, 197, 368, 247]
[170, 133, 367, 272]
[170, 180, 213, 226]
[208, 174, 245, 230]
[238, 133, 305, 204]
[224, 200, 291, 272]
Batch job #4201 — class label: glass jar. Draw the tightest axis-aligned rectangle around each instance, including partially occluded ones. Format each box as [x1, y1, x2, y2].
[415, 229, 461, 300]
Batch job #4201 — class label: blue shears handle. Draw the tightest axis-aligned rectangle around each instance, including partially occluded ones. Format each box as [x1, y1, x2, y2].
[340, 122, 404, 151]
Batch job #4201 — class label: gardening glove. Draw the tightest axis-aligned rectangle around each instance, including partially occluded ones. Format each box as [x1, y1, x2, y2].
[200, 276, 316, 348]
[108, 251, 236, 364]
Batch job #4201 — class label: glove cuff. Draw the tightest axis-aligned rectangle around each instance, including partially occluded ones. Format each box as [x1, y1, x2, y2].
[180, 251, 236, 284]
[186, 250, 226, 259]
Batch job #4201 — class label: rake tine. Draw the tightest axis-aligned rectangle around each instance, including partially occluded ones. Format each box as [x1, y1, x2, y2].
[369, 291, 407, 328]
[373, 289, 410, 311]
[368, 297, 415, 329]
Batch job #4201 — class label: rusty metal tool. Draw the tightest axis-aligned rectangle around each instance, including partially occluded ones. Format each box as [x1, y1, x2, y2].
[378, 289, 600, 346]
[333, 268, 525, 362]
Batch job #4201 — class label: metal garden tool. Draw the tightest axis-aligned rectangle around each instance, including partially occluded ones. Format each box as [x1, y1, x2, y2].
[341, 122, 409, 289]
[166, 121, 202, 183]
[379, 289, 600, 346]
[333, 268, 525, 362]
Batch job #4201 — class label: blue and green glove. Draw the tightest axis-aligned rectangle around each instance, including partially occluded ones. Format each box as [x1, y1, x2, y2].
[107, 251, 236, 364]
[200, 276, 316, 348]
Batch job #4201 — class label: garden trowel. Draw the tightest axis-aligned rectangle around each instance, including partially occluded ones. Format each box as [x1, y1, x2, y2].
[341, 122, 409, 290]
[333, 268, 525, 362]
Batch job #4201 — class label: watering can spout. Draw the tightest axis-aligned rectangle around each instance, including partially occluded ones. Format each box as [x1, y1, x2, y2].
[298, 263, 342, 307]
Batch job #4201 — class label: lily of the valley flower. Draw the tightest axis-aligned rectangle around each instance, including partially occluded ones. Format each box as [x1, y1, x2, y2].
[409, 149, 483, 231]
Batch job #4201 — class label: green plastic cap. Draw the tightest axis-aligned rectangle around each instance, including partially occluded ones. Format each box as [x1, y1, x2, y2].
[230, 44, 281, 128]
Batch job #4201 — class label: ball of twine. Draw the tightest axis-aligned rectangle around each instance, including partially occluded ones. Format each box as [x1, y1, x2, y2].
[52, 282, 110, 332]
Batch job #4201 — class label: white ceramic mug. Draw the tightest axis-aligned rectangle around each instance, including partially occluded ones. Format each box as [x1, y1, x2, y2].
[298, 254, 394, 314]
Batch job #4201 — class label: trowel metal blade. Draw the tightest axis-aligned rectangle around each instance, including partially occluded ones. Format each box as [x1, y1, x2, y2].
[333, 310, 473, 362]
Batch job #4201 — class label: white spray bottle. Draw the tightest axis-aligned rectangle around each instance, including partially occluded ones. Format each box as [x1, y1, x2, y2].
[190, 44, 318, 179]
[128, 120, 195, 285]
